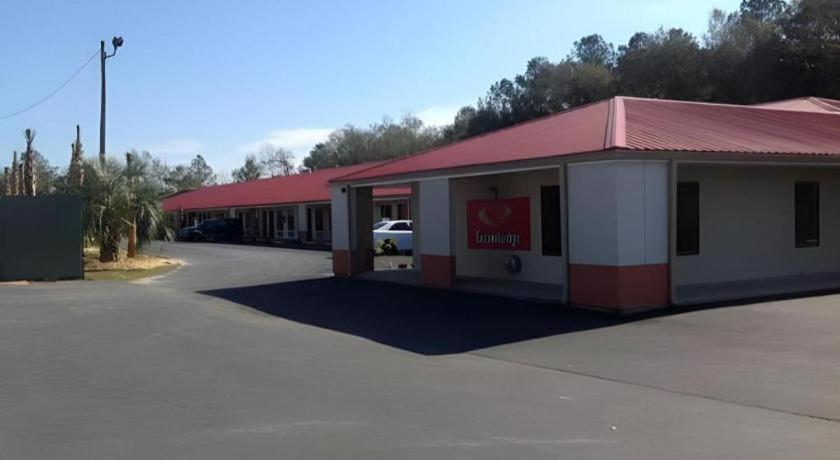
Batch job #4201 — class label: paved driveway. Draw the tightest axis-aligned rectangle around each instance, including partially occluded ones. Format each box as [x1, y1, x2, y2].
[0, 242, 838, 459]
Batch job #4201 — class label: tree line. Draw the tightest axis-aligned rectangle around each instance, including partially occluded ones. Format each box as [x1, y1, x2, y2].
[302, 0, 840, 170]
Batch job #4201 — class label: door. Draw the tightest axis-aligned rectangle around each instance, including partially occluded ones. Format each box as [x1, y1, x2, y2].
[276, 208, 297, 239]
[306, 207, 313, 241]
[261, 210, 268, 239]
[268, 210, 276, 239]
[314, 207, 325, 240]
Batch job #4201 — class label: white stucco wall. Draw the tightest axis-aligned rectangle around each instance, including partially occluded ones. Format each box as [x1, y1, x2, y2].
[567, 161, 668, 267]
[330, 186, 350, 250]
[418, 178, 454, 257]
[451, 169, 566, 285]
[411, 183, 421, 269]
[674, 164, 840, 287]
[297, 204, 308, 233]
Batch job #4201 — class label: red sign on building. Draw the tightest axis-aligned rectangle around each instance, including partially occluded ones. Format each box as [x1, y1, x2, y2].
[467, 197, 531, 250]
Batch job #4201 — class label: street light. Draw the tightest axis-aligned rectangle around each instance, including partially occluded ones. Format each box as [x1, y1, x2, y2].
[99, 36, 123, 165]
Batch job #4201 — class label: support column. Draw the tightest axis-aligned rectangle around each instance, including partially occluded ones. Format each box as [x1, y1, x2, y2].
[567, 161, 669, 312]
[297, 203, 308, 241]
[411, 182, 421, 270]
[350, 187, 374, 274]
[330, 185, 373, 276]
[418, 178, 455, 288]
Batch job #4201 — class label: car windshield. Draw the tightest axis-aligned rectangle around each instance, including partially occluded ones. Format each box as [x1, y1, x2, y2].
[373, 222, 388, 230]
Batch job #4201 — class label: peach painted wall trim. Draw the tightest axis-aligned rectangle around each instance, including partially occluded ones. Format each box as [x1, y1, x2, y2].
[569, 263, 669, 310]
[421, 255, 456, 288]
[333, 250, 351, 277]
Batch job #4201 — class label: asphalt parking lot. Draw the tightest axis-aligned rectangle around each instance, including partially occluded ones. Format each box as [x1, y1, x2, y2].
[1, 242, 838, 459]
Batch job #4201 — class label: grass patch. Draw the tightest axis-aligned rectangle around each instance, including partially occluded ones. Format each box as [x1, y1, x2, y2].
[84, 247, 183, 281]
[85, 264, 179, 281]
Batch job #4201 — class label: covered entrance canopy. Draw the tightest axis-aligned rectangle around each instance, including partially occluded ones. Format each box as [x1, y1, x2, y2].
[329, 96, 840, 313]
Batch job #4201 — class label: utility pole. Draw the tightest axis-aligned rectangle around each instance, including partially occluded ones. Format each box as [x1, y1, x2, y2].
[99, 36, 124, 165]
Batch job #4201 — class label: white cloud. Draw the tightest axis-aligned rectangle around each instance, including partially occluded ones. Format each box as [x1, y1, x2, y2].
[238, 128, 333, 160]
[415, 105, 461, 127]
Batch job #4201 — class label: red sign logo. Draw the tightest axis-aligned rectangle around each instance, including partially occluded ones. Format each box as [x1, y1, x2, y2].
[467, 197, 531, 250]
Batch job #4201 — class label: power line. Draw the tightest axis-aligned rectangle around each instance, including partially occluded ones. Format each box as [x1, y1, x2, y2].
[0, 49, 100, 121]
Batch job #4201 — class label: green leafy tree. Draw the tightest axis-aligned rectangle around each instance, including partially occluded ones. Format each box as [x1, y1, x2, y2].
[572, 34, 616, 67]
[783, 0, 840, 97]
[232, 154, 263, 182]
[302, 143, 336, 171]
[32, 151, 59, 195]
[616, 28, 709, 100]
[302, 115, 442, 170]
[164, 154, 217, 192]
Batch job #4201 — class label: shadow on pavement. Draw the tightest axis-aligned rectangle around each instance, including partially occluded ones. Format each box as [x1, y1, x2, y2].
[199, 277, 632, 355]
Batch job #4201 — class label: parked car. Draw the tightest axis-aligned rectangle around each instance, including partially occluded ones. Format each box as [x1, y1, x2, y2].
[373, 220, 412, 254]
[179, 218, 244, 242]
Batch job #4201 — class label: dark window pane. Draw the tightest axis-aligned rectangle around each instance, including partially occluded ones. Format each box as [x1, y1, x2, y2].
[677, 182, 699, 256]
[795, 182, 819, 247]
[541, 185, 562, 256]
[391, 222, 410, 231]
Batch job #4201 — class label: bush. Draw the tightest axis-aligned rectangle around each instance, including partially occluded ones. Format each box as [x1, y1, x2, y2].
[374, 238, 399, 256]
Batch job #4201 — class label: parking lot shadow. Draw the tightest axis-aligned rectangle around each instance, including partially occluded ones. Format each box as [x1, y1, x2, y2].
[199, 277, 630, 355]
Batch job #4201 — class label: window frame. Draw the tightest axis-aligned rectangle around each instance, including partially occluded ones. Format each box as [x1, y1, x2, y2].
[540, 185, 563, 257]
[676, 181, 700, 256]
[795, 181, 820, 248]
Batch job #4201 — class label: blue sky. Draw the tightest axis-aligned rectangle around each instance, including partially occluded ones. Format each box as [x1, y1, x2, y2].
[0, 0, 740, 176]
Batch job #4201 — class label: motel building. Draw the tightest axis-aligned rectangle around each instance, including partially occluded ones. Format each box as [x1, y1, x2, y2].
[329, 96, 840, 313]
[161, 162, 409, 244]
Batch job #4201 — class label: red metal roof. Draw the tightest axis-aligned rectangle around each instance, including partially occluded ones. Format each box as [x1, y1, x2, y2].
[161, 162, 409, 212]
[754, 97, 840, 114]
[621, 97, 840, 154]
[332, 99, 613, 183]
[333, 96, 840, 184]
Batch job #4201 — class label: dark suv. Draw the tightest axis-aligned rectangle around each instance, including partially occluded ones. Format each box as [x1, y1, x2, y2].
[179, 218, 244, 242]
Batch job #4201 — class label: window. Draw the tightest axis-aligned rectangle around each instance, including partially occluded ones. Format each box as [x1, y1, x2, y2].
[380, 205, 392, 220]
[795, 182, 819, 247]
[315, 208, 325, 230]
[397, 203, 408, 220]
[540, 185, 562, 256]
[677, 182, 700, 255]
[390, 222, 410, 231]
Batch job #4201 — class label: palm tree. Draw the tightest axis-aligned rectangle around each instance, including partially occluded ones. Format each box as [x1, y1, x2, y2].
[68, 125, 84, 188]
[23, 129, 36, 196]
[10, 151, 18, 196]
[79, 156, 172, 263]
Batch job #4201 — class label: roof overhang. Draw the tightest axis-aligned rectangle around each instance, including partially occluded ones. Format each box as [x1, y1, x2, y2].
[332, 149, 840, 188]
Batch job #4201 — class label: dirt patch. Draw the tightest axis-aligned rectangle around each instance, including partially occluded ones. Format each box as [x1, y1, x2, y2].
[84, 247, 184, 281]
